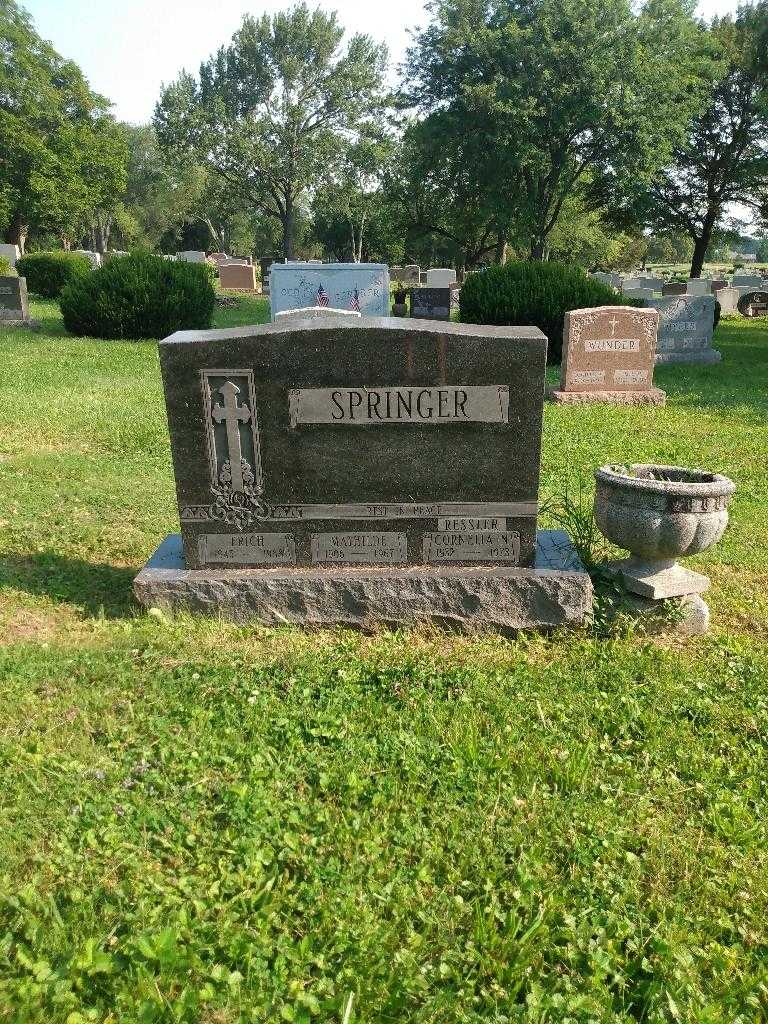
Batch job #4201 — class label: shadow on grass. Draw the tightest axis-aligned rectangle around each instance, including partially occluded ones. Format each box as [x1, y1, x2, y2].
[0, 551, 136, 619]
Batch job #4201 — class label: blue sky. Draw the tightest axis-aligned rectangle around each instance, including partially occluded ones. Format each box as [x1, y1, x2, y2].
[25, 0, 744, 125]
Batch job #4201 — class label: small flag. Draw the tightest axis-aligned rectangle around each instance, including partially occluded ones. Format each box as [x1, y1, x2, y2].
[350, 287, 360, 312]
[316, 284, 329, 307]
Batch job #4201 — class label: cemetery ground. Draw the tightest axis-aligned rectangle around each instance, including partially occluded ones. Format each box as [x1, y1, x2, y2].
[0, 298, 767, 1022]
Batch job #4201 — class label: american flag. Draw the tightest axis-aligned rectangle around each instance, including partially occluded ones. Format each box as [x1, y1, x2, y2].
[350, 287, 360, 312]
[316, 284, 329, 307]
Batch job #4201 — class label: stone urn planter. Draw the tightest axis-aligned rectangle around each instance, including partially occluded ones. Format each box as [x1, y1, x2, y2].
[594, 463, 736, 601]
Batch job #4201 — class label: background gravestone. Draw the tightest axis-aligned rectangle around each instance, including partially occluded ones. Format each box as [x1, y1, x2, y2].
[270, 262, 389, 319]
[135, 318, 592, 631]
[426, 268, 457, 288]
[0, 243, 20, 268]
[0, 276, 33, 326]
[737, 290, 768, 318]
[219, 264, 257, 290]
[411, 288, 451, 320]
[662, 282, 687, 296]
[645, 294, 720, 364]
[550, 305, 664, 405]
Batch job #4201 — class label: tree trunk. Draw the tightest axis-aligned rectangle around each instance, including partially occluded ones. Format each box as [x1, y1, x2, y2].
[530, 236, 546, 261]
[282, 195, 295, 261]
[494, 237, 508, 265]
[690, 210, 718, 278]
[4, 211, 28, 255]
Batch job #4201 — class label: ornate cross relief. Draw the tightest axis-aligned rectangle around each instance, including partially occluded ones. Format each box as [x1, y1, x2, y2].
[200, 369, 272, 530]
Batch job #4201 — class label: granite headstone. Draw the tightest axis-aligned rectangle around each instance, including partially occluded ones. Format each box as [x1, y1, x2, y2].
[550, 305, 664, 405]
[134, 318, 592, 631]
[645, 295, 720, 364]
[219, 264, 257, 290]
[411, 288, 451, 321]
[737, 291, 768, 318]
[0, 275, 32, 325]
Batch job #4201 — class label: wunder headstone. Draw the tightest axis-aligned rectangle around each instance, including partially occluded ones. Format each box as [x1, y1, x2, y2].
[134, 319, 592, 632]
[737, 290, 768, 318]
[219, 264, 257, 291]
[411, 288, 451, 321]
[645, 295, 720, 364]
[270, 263, 389, 320]
[550, 305, 664, 405]
[0, 275, 35, 327]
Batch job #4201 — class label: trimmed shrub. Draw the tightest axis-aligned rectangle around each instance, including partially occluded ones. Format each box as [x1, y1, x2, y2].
[460, 261, 638, 363]
[60, 252, 216, 339]
[0, 256, 12, 276]
[15, 251, 91, 298]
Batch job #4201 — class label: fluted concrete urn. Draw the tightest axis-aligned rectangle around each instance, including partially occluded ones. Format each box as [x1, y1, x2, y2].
[594, 463, 735, 600]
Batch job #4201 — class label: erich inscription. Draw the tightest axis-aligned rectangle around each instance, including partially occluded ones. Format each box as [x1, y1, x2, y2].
[423, 531, 520, 563]
[199, 532, 296, 565]
[289, 385, 509, 426]
[311, 532, 408, 564]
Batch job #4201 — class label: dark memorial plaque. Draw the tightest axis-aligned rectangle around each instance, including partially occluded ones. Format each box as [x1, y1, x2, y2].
[410, 288, 451, 321]
[157, 319, 546, 569]
[737, 291, 768, 318]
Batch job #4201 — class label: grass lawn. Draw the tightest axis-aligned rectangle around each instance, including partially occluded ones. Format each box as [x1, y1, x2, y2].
[0, 297, 767, 1022]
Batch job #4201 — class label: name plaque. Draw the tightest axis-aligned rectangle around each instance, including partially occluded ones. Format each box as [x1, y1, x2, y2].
[437, 517, 506, 532]
[289, 385, 509, 426]
[199, 532, 296, 565]
[423, 531, 521, 563]
[585, 339, 639, 353]
[311, 532, 408, 564]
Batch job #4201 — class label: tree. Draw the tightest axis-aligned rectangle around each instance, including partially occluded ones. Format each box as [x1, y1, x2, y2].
[0, 0, 126, 253]
[403, 0, 715, 261]
[757, 237, 768, 261]
[634, 3, 768, 277]
[154, 4, 387, 260]
[385, 113, 512, 272]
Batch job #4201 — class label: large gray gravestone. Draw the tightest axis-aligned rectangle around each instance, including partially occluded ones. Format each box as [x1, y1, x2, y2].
[134, 319, 592, 632]
[270, 263, 389, 320]
[645, 295, 720, 364]
[0, 275, 34, 326]
[0, 243, 20, 268]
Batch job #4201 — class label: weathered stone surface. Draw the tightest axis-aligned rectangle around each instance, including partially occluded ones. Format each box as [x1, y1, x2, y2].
[613, 557, 710, 599]
[0, 243, 19, 268]
[426, 268, 457, 288]
[737, 290, 768, 318]
[606, 590, 711, 635]
[134, 530, 592, 633]
[176, 250, 206, 263]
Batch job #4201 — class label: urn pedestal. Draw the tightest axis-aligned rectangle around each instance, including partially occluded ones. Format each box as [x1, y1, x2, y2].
[594, 464, 736, 632]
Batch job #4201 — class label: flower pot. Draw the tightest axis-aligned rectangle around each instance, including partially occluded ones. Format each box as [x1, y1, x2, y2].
[594, 463, 735, 599]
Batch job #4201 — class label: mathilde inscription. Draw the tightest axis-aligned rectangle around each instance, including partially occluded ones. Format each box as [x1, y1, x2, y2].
[157, 319, 547, 569]
[550, 305, 664, 405]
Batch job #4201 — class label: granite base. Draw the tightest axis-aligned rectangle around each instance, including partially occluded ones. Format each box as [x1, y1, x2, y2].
[655, 350, 721, 365]
[133, 530, 593, 635]
[548, 388, 666, 406]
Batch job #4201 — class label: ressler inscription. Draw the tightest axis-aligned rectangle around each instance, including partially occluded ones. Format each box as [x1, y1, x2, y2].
[424, 531, 521, 563]
[289, 385, 509, 426]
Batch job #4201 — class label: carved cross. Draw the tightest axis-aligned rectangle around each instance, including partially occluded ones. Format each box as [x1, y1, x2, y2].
[608, 314, 619, 336]
[212, 381, 251, 492]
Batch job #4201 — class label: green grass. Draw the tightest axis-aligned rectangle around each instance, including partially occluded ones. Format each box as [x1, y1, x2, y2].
[0, 299, 767, 1022]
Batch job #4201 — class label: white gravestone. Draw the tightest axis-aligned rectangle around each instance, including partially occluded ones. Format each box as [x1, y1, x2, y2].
[714, 287, 739, 314]
[270, 262, 389, 321]
[0, 243, 20, 268]
[645, 295, 720, 364]
[426, 268, 457, 288]
[176, 251, 207, 263]
[275, 307, 361, 322]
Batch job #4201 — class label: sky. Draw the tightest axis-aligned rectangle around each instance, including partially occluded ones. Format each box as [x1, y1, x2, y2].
[24, 0, 745, 125]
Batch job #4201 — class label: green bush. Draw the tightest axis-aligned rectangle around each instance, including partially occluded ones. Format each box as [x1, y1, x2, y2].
[0, 256, 12, 276]
[460, 262, 637, 363]
[15, 251, 91, 298]
[60, 252, 216, 340]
